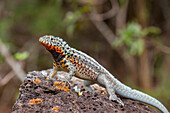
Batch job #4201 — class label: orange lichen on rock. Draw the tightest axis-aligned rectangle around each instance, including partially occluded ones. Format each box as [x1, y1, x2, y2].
[54, 81, 60, 85]
[46, 77, 49, 80]
[52, 106, 58, 113]
[102, 90, 107, 94]
[72, 101, 76, 104]
[61, 81, 65, 86]
[29, 98, 42, 104]
[53, 81, 70, 92]
[33, 78, 41, 83]
[96, 89, 107, 94]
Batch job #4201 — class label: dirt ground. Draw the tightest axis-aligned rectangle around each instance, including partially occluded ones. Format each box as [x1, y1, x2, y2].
[12, 70, 158, 113]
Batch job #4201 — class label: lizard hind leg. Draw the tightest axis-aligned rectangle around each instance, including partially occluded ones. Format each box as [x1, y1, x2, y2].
[97, 74, 124, 106]
[105, 80, 124, 106]
[83, 80, 95, 93]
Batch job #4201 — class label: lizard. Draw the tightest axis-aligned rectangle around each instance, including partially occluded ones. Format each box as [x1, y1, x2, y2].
[39, 35, 169, 113]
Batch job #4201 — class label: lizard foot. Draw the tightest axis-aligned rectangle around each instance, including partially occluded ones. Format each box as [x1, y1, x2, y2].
[61, 74, 73, 87]
[84, 85, 94, 94]
[83, 80, 95, 93]
[109, 95, 124, 106]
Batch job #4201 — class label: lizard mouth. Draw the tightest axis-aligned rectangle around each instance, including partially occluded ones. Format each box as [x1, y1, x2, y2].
[39, 35, 51, 43]
[39, 35, 54, 46]
[39, 35, 61, 52]
[39, 35, 52, 50]
[39, 37, 45, 43]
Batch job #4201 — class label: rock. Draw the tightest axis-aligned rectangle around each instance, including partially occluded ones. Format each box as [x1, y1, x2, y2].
[12, 70, 158, 113]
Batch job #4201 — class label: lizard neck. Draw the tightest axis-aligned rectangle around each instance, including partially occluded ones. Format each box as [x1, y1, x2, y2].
[49, 49, 65, 62]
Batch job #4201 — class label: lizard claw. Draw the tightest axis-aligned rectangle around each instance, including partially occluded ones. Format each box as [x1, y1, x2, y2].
[109, 95, 124, 106]
[63, 78, 71, 87]
[61, 75, 72, 87]
[65, 74, 73, 83]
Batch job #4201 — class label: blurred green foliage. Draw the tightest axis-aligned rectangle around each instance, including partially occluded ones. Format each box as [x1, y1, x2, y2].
[118, 0, 126, 7]
[0, 19, 11, 41]
[113, 22, 161, 55]
[13, 0, 64, 35]
[7, 0, 90, 36]
[14, 52, 29, 60]
[64, 5, 90, 36]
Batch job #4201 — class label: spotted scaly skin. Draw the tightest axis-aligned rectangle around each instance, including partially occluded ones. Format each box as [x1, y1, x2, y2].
[39, 35, 169, 113]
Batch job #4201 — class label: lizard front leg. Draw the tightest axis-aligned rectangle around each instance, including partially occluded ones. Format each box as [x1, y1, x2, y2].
[59, 57, 76, 81]
[50, 56, 76, 82]
[49, 62, 58, 78]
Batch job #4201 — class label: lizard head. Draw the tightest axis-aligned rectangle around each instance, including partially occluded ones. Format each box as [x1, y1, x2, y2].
[39, 35, 70, 55]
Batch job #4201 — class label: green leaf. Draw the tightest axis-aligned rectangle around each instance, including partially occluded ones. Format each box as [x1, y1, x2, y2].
[126, 22, 144, 37]
[14, 51, 29, 60]
[143, 27, 161, 35]
[129, 39, 144, 55]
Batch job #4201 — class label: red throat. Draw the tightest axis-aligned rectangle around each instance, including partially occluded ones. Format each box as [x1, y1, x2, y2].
[40, 42, 64, 55]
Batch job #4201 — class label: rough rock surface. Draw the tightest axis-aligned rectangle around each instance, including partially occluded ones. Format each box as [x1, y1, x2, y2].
[12, 70, 158, 113]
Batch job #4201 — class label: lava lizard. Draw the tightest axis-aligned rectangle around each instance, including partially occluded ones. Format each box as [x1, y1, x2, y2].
[39, 35, 169, 113]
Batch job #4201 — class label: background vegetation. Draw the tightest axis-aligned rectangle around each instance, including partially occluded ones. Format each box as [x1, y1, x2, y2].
[0, 0, 170, 112]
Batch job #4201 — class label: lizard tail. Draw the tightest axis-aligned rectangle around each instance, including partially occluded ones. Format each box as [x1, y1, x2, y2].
[115, 80, 169, 113]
